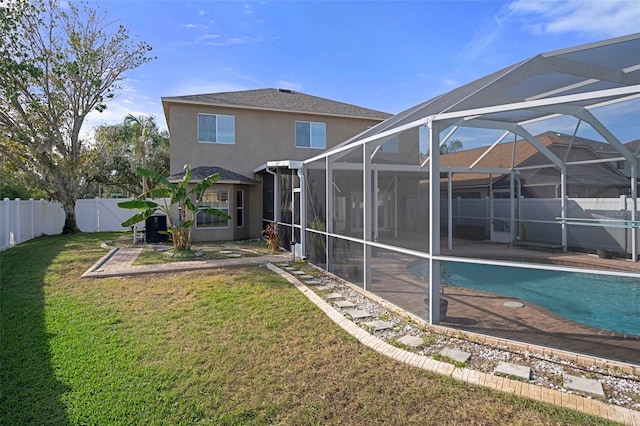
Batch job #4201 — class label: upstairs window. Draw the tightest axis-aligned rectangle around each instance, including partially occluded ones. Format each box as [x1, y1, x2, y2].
[198, 114, 235, 144]
[296, 121, 326, 149]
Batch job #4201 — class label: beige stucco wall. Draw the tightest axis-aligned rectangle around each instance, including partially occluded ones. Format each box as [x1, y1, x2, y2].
[166, 102, 386, 241]
[167, 103, 384, 176]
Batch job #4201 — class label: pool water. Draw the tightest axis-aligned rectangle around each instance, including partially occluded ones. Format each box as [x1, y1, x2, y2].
[409, 262, 640, 336]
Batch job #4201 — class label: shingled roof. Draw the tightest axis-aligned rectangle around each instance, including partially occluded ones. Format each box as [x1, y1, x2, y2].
[162, 88, 391, 121]
[169, 166, 257, 185]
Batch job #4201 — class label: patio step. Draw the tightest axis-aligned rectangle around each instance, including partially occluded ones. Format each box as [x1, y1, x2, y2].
[363, 320, 393, 331]
[440, 347, 472, 364]
[397, 335, 424, 347]
[564, 374, 605, 397]
[495, 362, 531, 380]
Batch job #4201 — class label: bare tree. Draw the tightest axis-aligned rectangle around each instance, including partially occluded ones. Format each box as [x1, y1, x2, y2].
[0, 0, 154, 233]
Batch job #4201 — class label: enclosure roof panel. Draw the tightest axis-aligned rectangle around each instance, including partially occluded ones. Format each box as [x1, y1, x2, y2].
[329, 33, 640, 154]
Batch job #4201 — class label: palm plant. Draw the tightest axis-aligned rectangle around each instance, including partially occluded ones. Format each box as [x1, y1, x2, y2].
[124, 114, 154, 193]
[118, 165, 230, 251]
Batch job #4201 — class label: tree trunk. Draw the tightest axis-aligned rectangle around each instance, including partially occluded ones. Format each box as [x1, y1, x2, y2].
[62, 199, 79, 234]
[172, 228, 190, 251]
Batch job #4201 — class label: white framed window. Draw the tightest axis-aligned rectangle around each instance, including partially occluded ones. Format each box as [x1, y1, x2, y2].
[196, 189, 229, 228]
[236, 190, 244, 228]
[380, 135, 398, 153]
[198, 113, 235, 144]
[296, 121, 326, 149]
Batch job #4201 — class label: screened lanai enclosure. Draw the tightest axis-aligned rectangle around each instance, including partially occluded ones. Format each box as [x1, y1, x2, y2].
[256, 34, 640, 364]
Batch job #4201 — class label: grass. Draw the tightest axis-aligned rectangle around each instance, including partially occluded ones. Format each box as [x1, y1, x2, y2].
[0, 233, 619, 425]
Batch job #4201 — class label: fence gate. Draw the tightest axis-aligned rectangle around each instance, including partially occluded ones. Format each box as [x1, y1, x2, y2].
[490, 192, 513, 243]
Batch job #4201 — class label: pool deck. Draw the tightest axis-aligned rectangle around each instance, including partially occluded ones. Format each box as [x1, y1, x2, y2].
[367, 239, 640, 370]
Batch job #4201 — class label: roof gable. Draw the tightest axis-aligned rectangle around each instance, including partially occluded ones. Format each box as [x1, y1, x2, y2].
[169, 166, 257, 185]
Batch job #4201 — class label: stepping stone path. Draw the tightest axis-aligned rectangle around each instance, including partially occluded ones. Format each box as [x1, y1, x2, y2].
[346, 309, 372, 319]
[363, 320, 393, 331]
[440, 347, 472, 364]
[563, 374, 605, 397]
[305, 280, 322, 285]
[219, 250, 233, 254]
[316, 285, 333, 290]
[398, 335, 424, 348]
[334, 300, 356, 308]
[291, 270, 305, 275]
[284, 267, 296, 271]
[299, 275, 314, 279]
[226, 253, 241, 257]
[326, 293, 344, 300]
[495, 362, 531, 380]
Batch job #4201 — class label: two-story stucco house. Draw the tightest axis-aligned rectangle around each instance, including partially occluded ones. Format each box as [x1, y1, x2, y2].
[161, 88, 391, 242]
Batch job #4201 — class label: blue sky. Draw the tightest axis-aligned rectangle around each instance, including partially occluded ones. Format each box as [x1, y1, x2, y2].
[84, 0, 640, 136]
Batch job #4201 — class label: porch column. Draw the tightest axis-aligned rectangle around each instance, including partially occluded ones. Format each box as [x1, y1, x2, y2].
[561, 167, 567, 251]
[448, 171, 453, 250]
[326, 157, 333, 270]
[510, 172, 515, 243]
[274, 169, 280, 223]
[373, 168, 379, 242]
[631, 161, 638, 261]
[363, 144, 373, 291]
[428, 119, 442, 324]
[297, 166, 307, 258]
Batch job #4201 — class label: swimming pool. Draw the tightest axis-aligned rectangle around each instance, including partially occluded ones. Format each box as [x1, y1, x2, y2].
[408, 262, 640, 336]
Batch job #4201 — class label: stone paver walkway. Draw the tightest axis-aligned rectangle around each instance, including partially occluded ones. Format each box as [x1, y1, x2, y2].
[81, 247, 289, 278]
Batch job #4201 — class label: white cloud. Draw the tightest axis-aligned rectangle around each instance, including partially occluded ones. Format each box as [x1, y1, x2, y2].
[458, 14, 507, 61]
[507, 0, 640, 37]
[458, 0, 638, 61]
[199, 35, 262, 46]
[200, 33, 220, 40]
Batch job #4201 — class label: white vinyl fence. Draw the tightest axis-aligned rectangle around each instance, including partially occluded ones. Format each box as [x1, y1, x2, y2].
[449, 195, 639, 254]
[0, 198, 169, 251]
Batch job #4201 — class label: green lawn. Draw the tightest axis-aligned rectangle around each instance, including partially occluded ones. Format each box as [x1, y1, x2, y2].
[0, 233, 617, 425]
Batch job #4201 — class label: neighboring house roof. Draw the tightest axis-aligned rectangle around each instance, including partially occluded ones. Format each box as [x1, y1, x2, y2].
[625, 139, 640, 155]
[162, 88, 392, 124]
[169, 166, 257, 185]
[440, 132, 630, 188]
